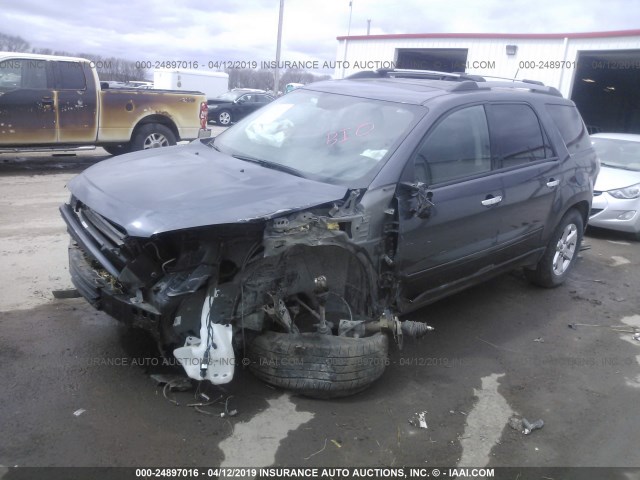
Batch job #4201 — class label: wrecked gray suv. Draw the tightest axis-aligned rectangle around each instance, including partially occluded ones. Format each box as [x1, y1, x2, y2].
[61, 69, 598, 398]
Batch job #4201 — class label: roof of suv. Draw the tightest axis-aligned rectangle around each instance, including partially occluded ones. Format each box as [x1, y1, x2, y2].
[304, 69, 564, 106]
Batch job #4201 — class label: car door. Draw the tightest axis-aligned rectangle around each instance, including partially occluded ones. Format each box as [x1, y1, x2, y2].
[251, 94, 273, 113]
[0, 57, 56, 145]
[52, 61, 98, 144]
[485, 103, 560, 261]
[394, 104, 503, 299]
[234, 94, 254, 119]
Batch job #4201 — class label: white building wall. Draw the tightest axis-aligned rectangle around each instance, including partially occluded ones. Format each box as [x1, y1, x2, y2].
[336, 35, 640, 98]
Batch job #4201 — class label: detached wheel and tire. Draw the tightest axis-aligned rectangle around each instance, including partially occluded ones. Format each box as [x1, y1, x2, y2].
[131, 124, 176, 151]
[247, 332, 389, 398]
[217, 110, 232, 126]
[525, 209, 584, 288]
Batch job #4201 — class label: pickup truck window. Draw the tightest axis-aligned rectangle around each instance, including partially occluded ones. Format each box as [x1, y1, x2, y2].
[56, 61, 86, 90]
[0, 59, 47, 91]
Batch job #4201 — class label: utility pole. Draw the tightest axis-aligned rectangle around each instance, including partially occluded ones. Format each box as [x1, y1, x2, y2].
[274, 0, 284, 95]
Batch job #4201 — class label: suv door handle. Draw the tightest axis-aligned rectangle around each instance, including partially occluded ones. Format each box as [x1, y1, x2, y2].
[481, 195, 502, 206]
[41, 96, 54, 106]
[546, 179, 560, 188]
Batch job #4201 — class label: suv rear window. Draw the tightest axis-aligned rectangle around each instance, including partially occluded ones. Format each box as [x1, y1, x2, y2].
[546, 104, 590, 154]
[489, 104, 553, 168]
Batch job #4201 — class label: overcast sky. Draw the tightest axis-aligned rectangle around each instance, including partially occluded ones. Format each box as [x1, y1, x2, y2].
[1, 0, 638, 71]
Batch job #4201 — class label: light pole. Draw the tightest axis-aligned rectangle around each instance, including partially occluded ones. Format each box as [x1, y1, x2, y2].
[341, 1, 353, 78]
[274, 0, 284, 95]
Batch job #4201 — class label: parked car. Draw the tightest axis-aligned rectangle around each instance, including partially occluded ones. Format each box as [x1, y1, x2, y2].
[61, 69, 598, 398]
[0, 52, 209, 154]
[589, 133, 640, 239]
[207, 89, 274, 125]
[285, 82, 304, 93]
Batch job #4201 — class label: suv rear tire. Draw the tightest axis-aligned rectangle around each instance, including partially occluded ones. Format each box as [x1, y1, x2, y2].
[525, 209, 584, 288]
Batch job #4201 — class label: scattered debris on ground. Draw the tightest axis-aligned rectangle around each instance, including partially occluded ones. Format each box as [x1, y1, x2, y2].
[509, 415, 544, 435]
[151, 373, 238, 417]
[567, 323, 637, 333]
[304, 439, 327, 460]
[151, 374, 192, 392]
[408, 411, 428, 429]
[51, 289, 81, 299]
[522, 418, 544, 435]
[73, 409, 86, 417]
[508, 416, 523, 431]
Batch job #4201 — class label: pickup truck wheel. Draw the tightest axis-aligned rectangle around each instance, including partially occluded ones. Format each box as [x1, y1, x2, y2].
[103, 144, 131, 156]
[525, 209, 583, 288]
[217, 110, 232, 125]
[247, 331, 389, 399]
[132, 124, 176, 151]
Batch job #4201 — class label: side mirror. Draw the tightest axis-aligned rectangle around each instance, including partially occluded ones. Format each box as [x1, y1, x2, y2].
[100, 82, 110, 89]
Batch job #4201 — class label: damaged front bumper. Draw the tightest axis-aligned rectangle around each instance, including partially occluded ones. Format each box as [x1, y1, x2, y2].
[61, 192, 433, 389]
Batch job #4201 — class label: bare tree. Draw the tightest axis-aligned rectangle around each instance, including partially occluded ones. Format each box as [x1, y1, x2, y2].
[2, 31, 147, 82]
[0, 32, 30, 52]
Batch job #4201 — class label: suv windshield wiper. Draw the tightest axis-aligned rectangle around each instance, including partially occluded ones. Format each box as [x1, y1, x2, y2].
[231, 154, 306, 178]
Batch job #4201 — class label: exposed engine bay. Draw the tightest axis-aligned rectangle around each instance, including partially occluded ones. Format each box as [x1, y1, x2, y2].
[61, 186, 432, 396]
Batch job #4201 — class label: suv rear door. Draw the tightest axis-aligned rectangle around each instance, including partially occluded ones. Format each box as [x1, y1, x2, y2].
[395, 104, 503, 299]
[485, 102, 560, 260]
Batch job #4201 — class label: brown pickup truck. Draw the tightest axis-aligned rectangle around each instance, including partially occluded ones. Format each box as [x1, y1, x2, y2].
[0, 52, 209, 154]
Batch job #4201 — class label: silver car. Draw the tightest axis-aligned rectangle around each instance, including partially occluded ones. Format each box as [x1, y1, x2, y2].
[589, 133, 640, 239]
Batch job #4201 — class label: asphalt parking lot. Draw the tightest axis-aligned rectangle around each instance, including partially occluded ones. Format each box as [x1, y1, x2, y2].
[0, 144, 639, 472]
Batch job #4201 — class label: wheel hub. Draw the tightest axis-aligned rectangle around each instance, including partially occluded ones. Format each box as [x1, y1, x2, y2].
[143, 133, 169, 149]
[552, 223, 578, 275]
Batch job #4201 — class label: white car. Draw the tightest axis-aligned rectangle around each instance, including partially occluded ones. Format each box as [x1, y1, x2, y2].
[589, 133, 640, 239]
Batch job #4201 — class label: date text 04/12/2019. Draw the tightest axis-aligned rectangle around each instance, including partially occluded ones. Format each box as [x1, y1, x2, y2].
[134, 467, 496, 478]
[133, 60, 397, 70]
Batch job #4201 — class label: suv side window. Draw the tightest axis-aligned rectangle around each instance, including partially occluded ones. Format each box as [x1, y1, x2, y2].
[488, 104, 553, 168]
[546, 104, 590, 154]
[56, 61, 86, 90]
[413, 104, 491, 185]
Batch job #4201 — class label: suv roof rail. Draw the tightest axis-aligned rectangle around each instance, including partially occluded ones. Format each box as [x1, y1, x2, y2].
[346, 68, 486, 82]
[345, 68, 562, 97]
[475, 81, 563, 97]
[477, 75, 546, 86]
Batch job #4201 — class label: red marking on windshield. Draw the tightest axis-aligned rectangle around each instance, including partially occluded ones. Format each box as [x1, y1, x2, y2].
[326, 122, 375, 146]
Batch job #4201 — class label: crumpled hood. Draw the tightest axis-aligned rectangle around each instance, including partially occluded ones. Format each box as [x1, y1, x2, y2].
[67, 141, 348, 237]
[594, 165, 640, 192]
